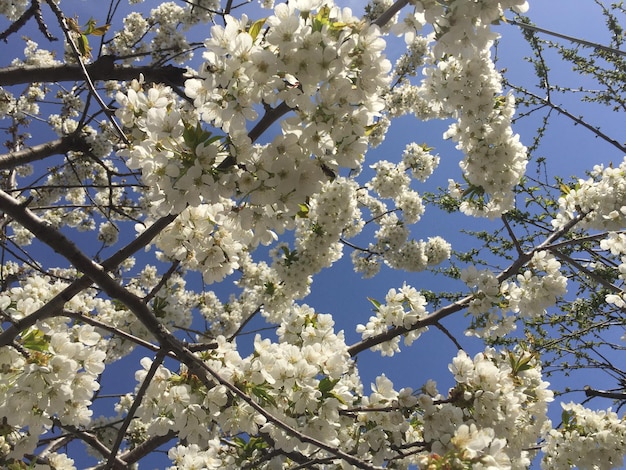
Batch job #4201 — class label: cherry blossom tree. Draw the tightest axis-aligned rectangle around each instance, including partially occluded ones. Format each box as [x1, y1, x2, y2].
[0, 0, 624, 469]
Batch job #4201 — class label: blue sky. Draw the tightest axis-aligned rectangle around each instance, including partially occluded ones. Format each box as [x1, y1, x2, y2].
[2, 0, 625, 468]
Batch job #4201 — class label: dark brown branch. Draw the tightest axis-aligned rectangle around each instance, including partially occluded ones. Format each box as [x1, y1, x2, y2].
[508, 18, 626, 57]
[0, 189, 216, 401]
[0, 59, 187, 87]
[58, 427, 126, 470]
[0, 1, 36, 42]
[248, 101, 291, 143]
[63, 311, 165, 355]
[33, 0, 57, 41]
[434, 322, 463, 350]
[502, 214, 524, 256]
[105, 349, 167, 470]
[0, 213, 177, 347]
[112, 431, 177, 467]
[584, 385, 626, 400]
[348, 295, 474, 357]
[373, 0, 410, 27]
[348, 212, 587, 356]
[0, 0, 56, 43]
[143, 261, 180, 304]
[0, 134, 90, 171]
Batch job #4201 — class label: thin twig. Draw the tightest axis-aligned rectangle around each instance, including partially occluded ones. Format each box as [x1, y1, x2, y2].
[348, 212, 588, 356]
[44, 0, 129, 145]
[0, 211, 177, 347]
[506, 82, 626, 153]
[502, 214, 525, 256]
[105, 348, 168, 469]
[508, 18, 626, 57]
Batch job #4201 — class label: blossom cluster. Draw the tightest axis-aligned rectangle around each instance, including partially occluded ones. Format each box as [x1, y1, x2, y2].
[0, 40, 59, 125]
[552, 156, 626, 231]
[463, 251, 568, 338]
[541, 402, 626, 469]
[501, 251, 567, 320]
[108, 1, 219, 63]
[0, 0, 29, 22]
[118, 306, 360, 466]
[461, 265, 510, 338]
[2, 0, 625, 468]
[0, 275, 106, 460]
[420, 347, 553, 468]
[356, 284, 429, 356]
[351, 143, 451, 277]
[599, 231, 626, 311]
[389, 0, 529, 217]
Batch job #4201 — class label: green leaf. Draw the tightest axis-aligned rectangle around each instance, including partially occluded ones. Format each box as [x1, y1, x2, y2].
[319, 377, 339, 394]
[251, 385, 277, 407]
[76, 34, 91, 58]
[82, 18, 110, 36]
[22, 328, 49, 352]
[264, 282, 276, 295]
[312, 5, 331, 32]
[248, 18, 267, 41]
[367, 297, 381, 312]
[90, 24, 110, 36]
[296, 203, 309, 218]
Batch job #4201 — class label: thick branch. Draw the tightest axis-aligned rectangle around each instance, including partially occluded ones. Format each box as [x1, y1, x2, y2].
[348, 213, 587, 356]
[248, 101, 291, 144]
[584, 385, 626, 400]
[60, 427, 126, 470]
[0, 134, 90, 170]
[0, 1, 38, 42]
[0, 58, 187, 87]
[373, 0, 410, 27]
[111, 431, 177, 468]
[0, 211, 177, 347]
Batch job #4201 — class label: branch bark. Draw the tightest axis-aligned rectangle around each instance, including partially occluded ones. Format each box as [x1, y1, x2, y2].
[348, 212, 587, 356]
[584, 385, 626, 400]
[0, 134, 90, 170]
[0, 212, 176, 347]
[0, 58, 188, 87]
[373, 0, 410, 27]
[508, 18, 626, 57]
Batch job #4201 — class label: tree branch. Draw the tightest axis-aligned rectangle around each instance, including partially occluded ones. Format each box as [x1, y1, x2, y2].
[348, 213, 587, 356]
[193, 353, 385, 470]
[506, 82, 626, 153]
[45, 0, 128, 144]
[105, 348, 168, 469]
[508, 18, 626, 57]
[0, 134, 90, 171]
[584, 385, 626, 400]
[0, 59, 187, 87]
[0, 211, 177, 347]
[110, 431, 177, 468]
[373, 0, 410, 27]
